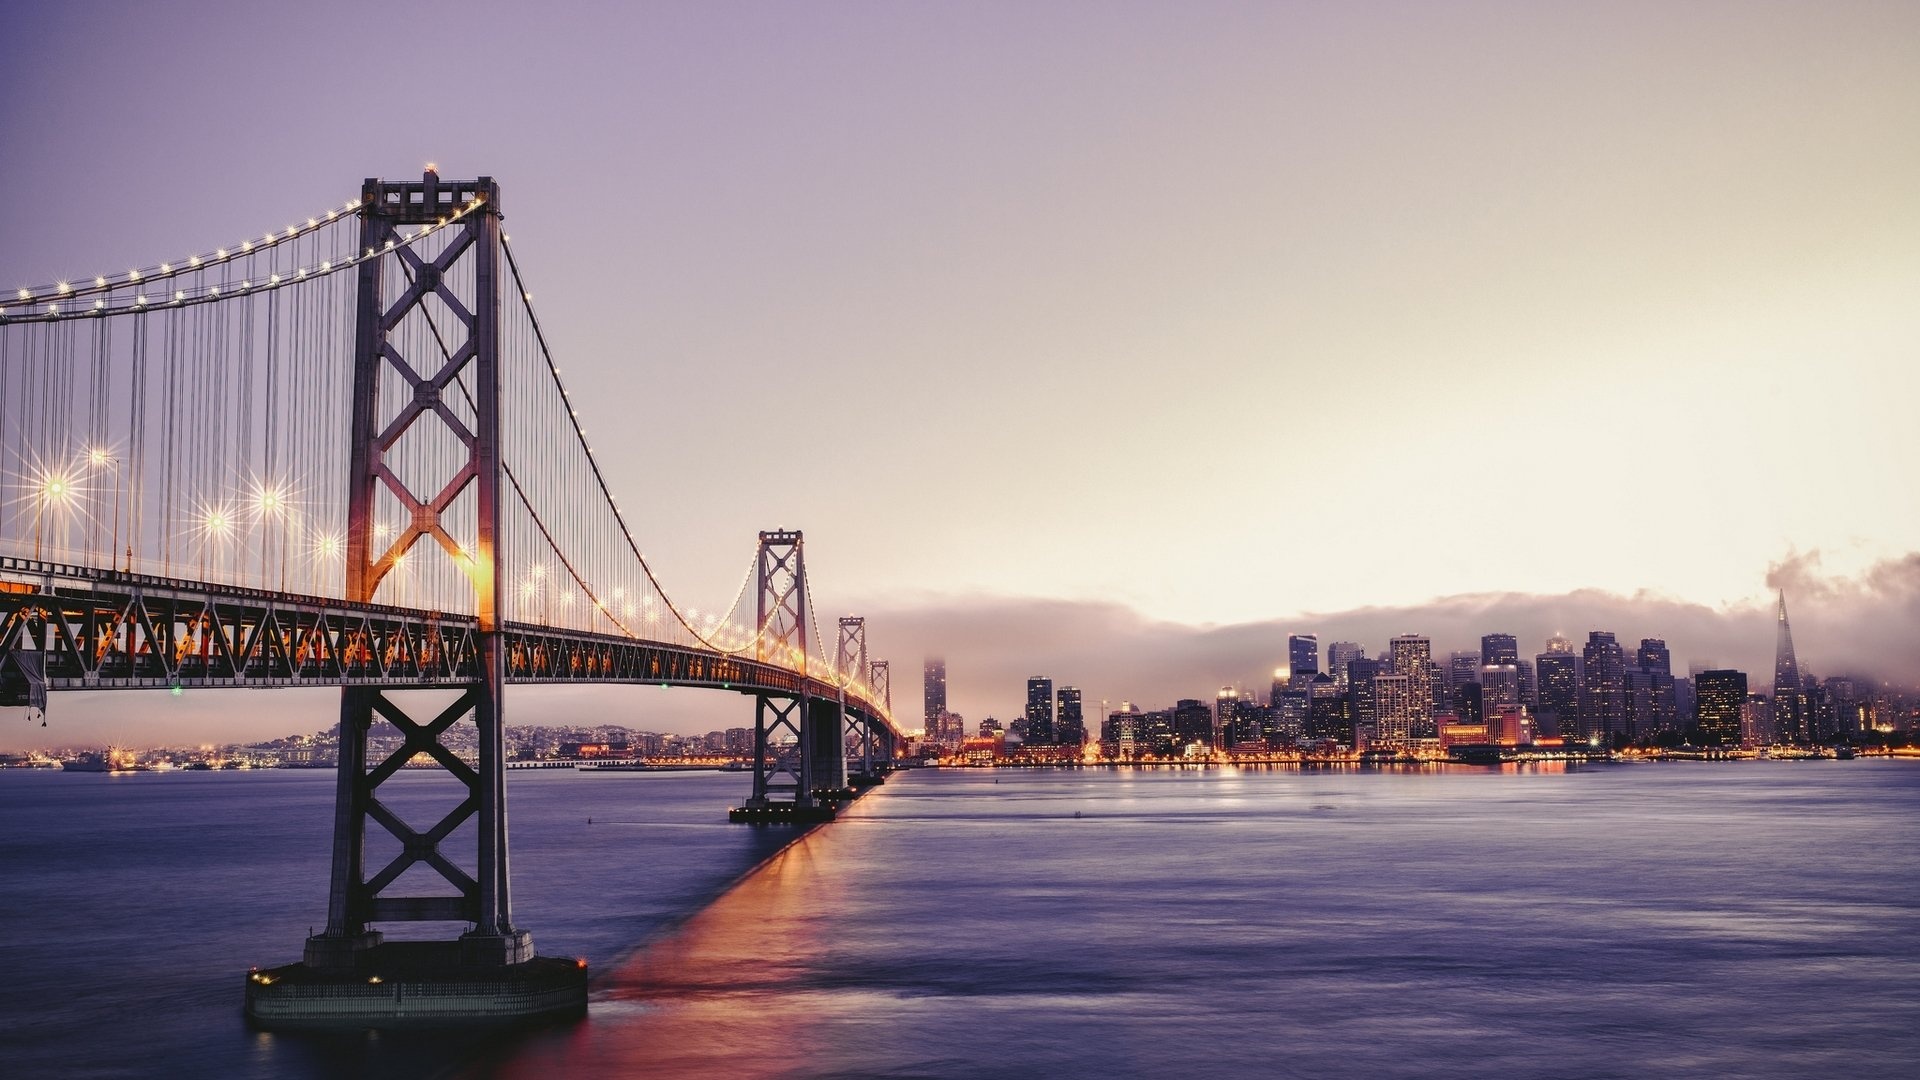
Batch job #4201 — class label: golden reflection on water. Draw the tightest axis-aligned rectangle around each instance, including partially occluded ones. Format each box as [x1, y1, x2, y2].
[474, 825, 846, 1080]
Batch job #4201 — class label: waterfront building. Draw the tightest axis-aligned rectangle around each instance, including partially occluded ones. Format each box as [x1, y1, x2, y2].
[1056, 686, 1086, 747]
[1388, 635, 1435, 739]
[1695, 669, 1747, 746]
[1306, 674, 1345, 743]
[1373, 672, 1415, 744]
[1101, 702, 1139, 756]
[1288, 635, 1320, 691]
[935, 710, 968, 748]
[1026, 676, 1055, 746]
[1215, 687, 1241, 746]
[1741, 693, 1772, 747]
[1346, 657, 1381, 735]
[1578, 632, 1626, 746]
[1269, 691, 1308, 745]
[1487, 703, 1534, 745]
[1515, 658, 1537, 707]
[1536, 640, 1580, 739]
[1172, 699, 1215, 750]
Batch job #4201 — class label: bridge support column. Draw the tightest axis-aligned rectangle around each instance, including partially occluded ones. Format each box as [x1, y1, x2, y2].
[248, 170, 580, 1029]
[810, 696, 847, 798]
[747, 693, 811, 809]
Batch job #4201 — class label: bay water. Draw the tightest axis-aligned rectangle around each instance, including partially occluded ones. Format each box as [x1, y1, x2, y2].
[3, 761, 1916, 1078]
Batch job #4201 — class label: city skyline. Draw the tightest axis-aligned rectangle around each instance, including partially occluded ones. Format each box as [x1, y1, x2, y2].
[4, 3, 1919, 751]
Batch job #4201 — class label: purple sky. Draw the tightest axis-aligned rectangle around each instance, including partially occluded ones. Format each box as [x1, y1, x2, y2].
[4, 2, 1919, 746]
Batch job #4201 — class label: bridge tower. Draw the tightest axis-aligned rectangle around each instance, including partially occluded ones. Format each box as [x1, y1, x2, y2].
[868, 658, 894, 765]
[746, 529, 828, 812]
[305, 170, 530, 970]
[837, 616, 879, 778]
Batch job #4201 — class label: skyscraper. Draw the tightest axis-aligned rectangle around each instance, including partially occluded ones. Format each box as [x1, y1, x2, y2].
[1535, 636, 1579, 739]
[1388, 635, 1434, 739]
[1373, 673, 1414, 743]
[1773, 591, 1805, 744]
[1025, 676, 1054, 746]
[1480, 633, 1519, 667]
[1055, 685, 1085, 747]
[1695, 669, 1747, 746]
[1446, 651, 1482, 699]
[1346, 656, 1381, 735]
[1327, 642, 1364, 688]
[1215, 687, 1241, 747]
[1288, 635, 1320, 691]
[923, 657, 947, 732]
[1626, 638, 1677, 739]
[1579, 632, 1627, 746]
[1306, 674, 1346, 743]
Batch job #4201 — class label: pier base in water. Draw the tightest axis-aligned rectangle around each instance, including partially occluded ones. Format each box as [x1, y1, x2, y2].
[244, 942, 587, 1030]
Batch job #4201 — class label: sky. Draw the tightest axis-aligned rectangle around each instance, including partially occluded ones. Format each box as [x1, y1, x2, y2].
[3, 1, 1918, 745]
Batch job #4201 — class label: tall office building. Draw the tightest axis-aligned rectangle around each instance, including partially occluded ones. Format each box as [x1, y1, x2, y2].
[1773, 591, 1805, 744]
[1695, 669, 1747, 746]
[1535, 637, 1579, 739]
[1388, 635, 1434, 739]
[1480, 664, 1520, 710]
[923, 657, 947, 731]
[1579, 632, 1627, 746]
[1173, 699, 1215, 749]
[1373, 673, 1415, 743]
[1481, 633, 1519, 667]
[1055, 685, 1085, 747]
[1215, 687, 1242, 747]
[1626, 638, 1677, 739]
[1269, 691, 1308, 744]
[1446, 651, 1482, 699]
[1327, 642, 1364, 689]
[1346, 657, 1381, 735]
[1288, 635, 1320, 691]
[1025, 676, 1055, 746]
[1306, 674, 1345, 743]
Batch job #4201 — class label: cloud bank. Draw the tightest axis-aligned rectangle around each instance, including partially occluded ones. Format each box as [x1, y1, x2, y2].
[859, 549, 1920, 725]
[10, 550, 1918, 751]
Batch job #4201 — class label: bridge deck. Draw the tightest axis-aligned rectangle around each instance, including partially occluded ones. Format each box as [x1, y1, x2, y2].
[0, 557, 895, 732]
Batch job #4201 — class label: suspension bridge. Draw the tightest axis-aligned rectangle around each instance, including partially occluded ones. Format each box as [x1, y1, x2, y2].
[0, 170, 904, 1026]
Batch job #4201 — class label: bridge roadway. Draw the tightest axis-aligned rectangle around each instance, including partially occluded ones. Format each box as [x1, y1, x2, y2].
[0, 555, 896, 733]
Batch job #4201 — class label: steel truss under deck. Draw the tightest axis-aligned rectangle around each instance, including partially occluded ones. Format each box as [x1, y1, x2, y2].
[0, 557, 888, 712]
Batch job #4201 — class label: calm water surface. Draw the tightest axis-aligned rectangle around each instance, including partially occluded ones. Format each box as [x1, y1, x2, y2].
[3, 762, 1916, 1079]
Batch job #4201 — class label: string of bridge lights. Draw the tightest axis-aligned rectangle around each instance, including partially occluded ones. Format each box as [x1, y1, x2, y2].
[500, 240, 875, 695]
[7, 190, 877, 701]
[0, 194, 487, 323]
